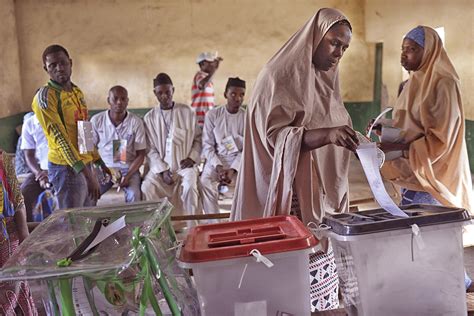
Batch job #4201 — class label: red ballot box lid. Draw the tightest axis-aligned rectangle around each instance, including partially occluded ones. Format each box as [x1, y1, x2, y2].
[179, 215, 318, 263]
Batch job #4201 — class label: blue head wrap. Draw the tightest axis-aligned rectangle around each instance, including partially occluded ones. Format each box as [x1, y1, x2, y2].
[405, 26, 425, 48]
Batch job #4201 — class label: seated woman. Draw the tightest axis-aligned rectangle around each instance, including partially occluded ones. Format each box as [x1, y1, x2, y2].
[230, 8, 359, 311]
[378, 26, 473, 291]
[0, 149, 37, 314]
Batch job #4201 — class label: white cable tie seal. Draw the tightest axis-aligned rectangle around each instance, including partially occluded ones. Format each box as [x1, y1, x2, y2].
[250, 249, 274, 268]
[307, 222, 319, 229]
[411, 224, 425, 250]
[167, 240, 183, 252]
[238, 249, 274, 289]
[155, 267, 161, 280]
[307, 222, 331, 239]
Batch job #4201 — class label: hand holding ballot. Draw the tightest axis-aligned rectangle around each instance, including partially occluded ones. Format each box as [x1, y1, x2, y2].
[355, 131, 385, 168]
[366, 107, 408, 160]
[328, 125, 360, 152]
[302, 125, 360, 152]
[365, 107, 393, 138]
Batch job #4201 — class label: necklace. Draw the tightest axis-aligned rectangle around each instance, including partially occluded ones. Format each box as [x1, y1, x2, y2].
[160, 107, 174, 137]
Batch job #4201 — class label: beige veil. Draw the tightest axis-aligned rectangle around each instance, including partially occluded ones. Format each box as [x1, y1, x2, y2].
[382, 26, 473, 212]
[230, 8, 352, 224]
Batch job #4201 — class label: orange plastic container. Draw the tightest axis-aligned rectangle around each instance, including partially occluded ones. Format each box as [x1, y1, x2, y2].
[178, 215, 318, 315]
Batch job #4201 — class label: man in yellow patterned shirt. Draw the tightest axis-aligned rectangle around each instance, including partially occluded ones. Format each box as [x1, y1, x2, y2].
[32, 45, 106, 209]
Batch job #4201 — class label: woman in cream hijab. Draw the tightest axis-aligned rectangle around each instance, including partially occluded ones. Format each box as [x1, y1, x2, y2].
[230, 8, 359, 311]
[380, 26, 473, 290]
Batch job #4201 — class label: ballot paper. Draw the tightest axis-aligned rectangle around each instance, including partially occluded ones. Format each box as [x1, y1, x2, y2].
[84, 216, 127, 252]
[356, 143, 408, 218]
[356, 131, 385, 168]
[72, 277, 94, 315]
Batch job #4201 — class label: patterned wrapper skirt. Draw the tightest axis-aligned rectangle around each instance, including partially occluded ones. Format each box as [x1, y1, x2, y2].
[291, 192, 339, 312]
[310, 245, 339, 312]
[0, 217, 37, 316]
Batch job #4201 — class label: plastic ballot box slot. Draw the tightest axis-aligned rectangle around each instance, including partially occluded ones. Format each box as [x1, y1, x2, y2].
[207, 226, 286, 247]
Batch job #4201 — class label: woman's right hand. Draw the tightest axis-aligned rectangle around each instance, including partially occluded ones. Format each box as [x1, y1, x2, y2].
[365, 118, 382, 137]
[327, 125, 360, 152]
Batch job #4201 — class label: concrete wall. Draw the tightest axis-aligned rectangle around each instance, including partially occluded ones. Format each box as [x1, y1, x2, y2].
[10, 0, 373, 115]
[365, 0, 474, 119]
[0, 0, 23, 118]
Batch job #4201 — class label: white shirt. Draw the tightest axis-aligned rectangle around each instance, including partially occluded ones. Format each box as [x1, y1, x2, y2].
[20, 115, 49, 170]
[91, 110, 147, 168]
[202, 105, 245, 171]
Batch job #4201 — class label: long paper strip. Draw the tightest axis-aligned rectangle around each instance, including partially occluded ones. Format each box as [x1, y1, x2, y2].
[356, 143, 408, 218]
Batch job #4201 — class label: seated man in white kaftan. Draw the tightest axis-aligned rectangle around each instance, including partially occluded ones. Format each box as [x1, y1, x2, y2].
[200, 77, 246, 218]
[142, 73, 202, 226]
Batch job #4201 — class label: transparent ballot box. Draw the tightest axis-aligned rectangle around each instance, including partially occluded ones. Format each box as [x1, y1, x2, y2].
[0, 200, 199, 315]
